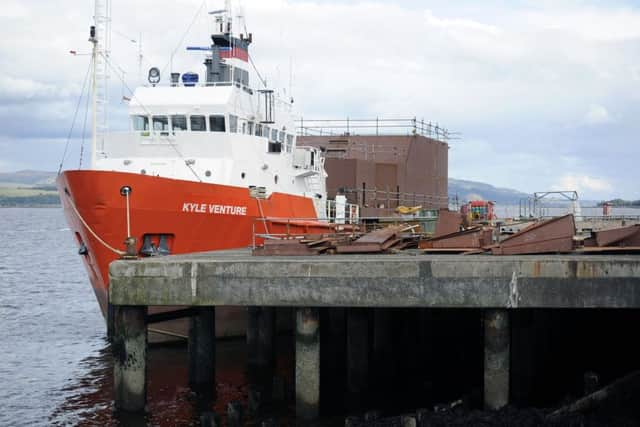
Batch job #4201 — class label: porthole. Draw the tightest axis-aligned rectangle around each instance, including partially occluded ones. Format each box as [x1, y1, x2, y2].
[241, 172, 246, 179]
[205, 170, 212, 177]
[274, 175, 279, 184]
[140, 169, 147, 175]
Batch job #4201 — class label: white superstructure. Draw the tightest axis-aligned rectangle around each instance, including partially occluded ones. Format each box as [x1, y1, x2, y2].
[93, 6, 327, 216]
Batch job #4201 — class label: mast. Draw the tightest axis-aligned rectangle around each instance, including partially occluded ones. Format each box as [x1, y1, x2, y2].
[89, 27, 97, 168]
[90, 0, 111, 168]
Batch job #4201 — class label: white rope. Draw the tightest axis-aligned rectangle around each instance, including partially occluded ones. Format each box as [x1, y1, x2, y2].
[65, 191, 126, 256]
[125, 191, 131, 237]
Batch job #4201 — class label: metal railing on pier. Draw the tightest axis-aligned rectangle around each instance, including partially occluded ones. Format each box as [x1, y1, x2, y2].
[337, 187, 450, 210]
[250, 215, 439, 249]
[297, 117, 457, 143]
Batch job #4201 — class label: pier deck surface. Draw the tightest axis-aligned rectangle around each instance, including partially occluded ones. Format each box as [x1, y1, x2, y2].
[109, 250, 640, 309]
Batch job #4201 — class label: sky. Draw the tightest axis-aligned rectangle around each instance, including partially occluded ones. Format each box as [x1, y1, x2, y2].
[0, 0, 639, 200]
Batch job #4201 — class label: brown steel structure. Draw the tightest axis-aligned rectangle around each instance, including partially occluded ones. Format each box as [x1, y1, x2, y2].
[298, 118, 449, 217]
[492, 214, 576, 255]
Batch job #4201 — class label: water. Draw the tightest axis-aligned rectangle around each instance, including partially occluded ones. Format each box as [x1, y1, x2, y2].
[0, 208, 251, 426]
[495, 204, 640, 219]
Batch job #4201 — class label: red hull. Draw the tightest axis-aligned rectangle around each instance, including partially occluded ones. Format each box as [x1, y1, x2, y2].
[57, 170, 324, 334]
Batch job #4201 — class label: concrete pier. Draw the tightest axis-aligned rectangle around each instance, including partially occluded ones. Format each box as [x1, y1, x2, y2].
[113, 305, 147, 412]
[296, 307, 320, 420]
[108, 250, 640, 415]
[188, 307, 216, 389]
[484, 309, 510, 410]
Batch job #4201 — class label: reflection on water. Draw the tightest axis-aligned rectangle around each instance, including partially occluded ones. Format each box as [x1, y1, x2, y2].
[1, 209, 257, 426]
[48, 340, 251, 426]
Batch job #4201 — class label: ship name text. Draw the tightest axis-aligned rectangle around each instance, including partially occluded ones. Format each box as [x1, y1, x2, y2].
[182, 202, 247, 216]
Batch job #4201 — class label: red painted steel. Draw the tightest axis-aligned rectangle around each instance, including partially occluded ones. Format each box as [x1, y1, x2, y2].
[420, 227, 493, 249]
[57, 170, 326, 318]
[593, 225, 640, 247]
[492, 214, 575, 255]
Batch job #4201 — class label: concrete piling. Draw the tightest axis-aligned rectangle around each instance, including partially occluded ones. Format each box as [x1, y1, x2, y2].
[227, 401, 244, 427]
[347, 308, 369, 410]
[247, 307, 276, 371]
[247, 307, 276, 407]
[321, 307, 346, 413]
[484, 309, 510, 410]
[296, 307, 320, 420]
[200, 411, 220, 427]
[373, 309, 394, 406]
[113, 305, 147, 412]
[188, 307, 216, 389]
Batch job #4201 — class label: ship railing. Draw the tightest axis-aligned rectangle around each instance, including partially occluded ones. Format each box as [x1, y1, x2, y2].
[325, 200, 360, 224]
[296, 117, 459, 143]
[321, 143, 410, 160]
[250, 215, 437, 249]
[337, 188, 450, 210]
[143, 80, 255, 93]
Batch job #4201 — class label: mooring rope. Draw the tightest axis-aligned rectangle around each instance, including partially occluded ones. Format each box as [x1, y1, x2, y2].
[256, 197, 270, 235]
[65, 192, 126, 256]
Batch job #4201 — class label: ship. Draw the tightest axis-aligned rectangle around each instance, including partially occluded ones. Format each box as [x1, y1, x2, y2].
[57, 2, 343, 338]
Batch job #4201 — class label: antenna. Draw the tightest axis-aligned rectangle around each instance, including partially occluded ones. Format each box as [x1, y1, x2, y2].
[138, 33, 143, 84]
[289, 56, 293, 101]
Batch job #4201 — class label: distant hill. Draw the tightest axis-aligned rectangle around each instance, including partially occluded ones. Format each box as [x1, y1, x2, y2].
[448, 178, 529, 204]
[0, 170, 59, 207]
[0, 170, 531, 207]
[0, 170, 56, 186]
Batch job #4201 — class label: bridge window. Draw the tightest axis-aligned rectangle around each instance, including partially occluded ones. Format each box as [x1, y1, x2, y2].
[152, 116, 169, 131]
[247, 121, 254, 135]
[279, 131, 285, 143]
[271, 128, 278, 141]
[268, 141, 282, 153]
[263, 126, 270, 139]
[190, 115, 206, 131]
[209, 115, 226, 132]
[286, 134, 294, 152]
[132, 115, 149, 131]
[171, 115, 187, 131]
[256, 124, 263, 137]
[229, 115, 238, 133]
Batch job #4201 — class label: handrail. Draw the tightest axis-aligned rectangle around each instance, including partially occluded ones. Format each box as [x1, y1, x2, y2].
[297, 117, 458, 142]
[250, 215, 437, 248]
[334, 187, 450, 209]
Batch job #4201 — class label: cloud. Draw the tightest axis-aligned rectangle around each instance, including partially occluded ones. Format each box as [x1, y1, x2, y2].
[583, 104, 613, 125]
[553, 174, 613, 196]
[0, 0, 639, 199]
[0, 76, 72, 103]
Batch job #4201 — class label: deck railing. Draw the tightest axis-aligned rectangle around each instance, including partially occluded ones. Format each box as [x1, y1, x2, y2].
[336, 187, 450, 210]
[297, 117, 456, 143]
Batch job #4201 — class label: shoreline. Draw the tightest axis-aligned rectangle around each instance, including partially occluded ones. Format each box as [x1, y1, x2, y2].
[0, 204, 61, 208]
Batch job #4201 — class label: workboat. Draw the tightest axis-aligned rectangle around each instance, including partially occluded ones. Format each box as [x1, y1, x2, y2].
[57, 2, 345, 338]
